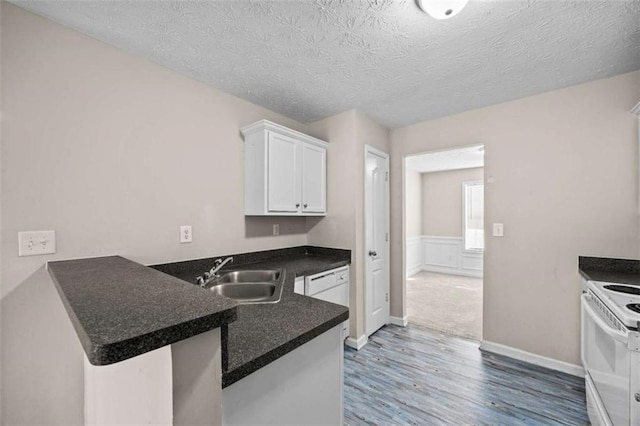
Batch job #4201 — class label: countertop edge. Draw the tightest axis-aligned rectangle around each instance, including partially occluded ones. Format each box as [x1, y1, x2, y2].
[579, 256, 640, 285]
[222, 310, 349, 388]
[48, 263, 94, 359]
[293, 259, 350, 278]
[88, 308, 238, 365]
[578, 269, 592, 281]
[47, 256, 239, 365]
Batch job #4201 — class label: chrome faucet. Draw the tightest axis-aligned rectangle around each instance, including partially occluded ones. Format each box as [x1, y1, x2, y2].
[196, 256, 234, 287]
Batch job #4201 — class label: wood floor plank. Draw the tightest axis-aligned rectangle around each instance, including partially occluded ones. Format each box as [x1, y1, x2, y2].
[344, 324, 589, 426]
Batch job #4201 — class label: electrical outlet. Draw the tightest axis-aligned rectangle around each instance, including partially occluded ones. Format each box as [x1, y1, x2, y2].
[492, 223, 504, 237]
[18, 230, 56, 256]
[273, 224, 280, 236]
[180, 225, 192, 243]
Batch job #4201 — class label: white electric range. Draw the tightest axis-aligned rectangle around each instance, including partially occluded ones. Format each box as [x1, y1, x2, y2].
[582, 279, 640, 425]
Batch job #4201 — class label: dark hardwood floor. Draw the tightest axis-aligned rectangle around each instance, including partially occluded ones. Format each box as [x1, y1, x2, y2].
[344, 324, 589, 426]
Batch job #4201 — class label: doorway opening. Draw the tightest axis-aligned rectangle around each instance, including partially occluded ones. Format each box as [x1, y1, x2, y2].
[404, 145, 484, 340]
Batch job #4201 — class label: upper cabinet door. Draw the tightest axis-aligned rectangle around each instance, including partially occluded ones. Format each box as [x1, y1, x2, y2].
[267, 132, 301, 213]
[241, 120, 328, 216]
[301, 143, 326, 214]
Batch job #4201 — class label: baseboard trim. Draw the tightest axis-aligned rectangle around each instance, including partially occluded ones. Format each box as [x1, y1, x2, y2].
[480, 340, 584, 377]
[389, 316, 408, 327]
[406, 265, 423, 278]
[421, 265, 483, 278]
[345, 334, 368, 350]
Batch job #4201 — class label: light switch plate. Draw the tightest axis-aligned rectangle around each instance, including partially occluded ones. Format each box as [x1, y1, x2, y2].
[18, 230, 56, 256]
[492, 223, 504, 237]
[180, 225, 192, 243]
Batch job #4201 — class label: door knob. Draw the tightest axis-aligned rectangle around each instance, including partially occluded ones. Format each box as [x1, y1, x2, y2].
[304, 203, 308, 208]
[369, 250, 377, 257]
[295, 203, 300, 208]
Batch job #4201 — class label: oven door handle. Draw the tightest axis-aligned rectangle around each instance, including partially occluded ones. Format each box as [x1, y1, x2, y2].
[582, 293, 628, 346]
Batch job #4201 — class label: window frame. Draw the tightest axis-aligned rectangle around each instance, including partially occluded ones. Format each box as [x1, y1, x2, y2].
[462, 180, 484, 253]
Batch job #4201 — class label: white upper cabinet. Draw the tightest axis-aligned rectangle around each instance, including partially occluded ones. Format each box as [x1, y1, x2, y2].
[241, 120, 328, 216]
[267, 132, 300, 213]
[301, 142, 326, 213]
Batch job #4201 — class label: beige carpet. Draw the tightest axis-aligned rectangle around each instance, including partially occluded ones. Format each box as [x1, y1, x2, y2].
[407, 271, 483, 341]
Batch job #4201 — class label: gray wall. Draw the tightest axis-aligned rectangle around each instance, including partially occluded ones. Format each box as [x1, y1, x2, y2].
[307, 110, 390, 341]
[422, 167, 484, 237]
[1, 4, 309, 423]
[391, 70, 640, 366]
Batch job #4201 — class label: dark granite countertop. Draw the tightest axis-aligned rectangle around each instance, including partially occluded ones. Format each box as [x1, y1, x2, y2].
[152, 246, 351, 388]
[579, 256, 640, 285]
[47, 256, 238, 365]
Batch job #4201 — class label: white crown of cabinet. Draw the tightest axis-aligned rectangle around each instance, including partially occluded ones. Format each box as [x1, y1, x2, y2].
[241, 120, 327, 216]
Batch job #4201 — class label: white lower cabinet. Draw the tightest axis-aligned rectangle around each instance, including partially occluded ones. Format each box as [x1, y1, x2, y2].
[222, 325, 343, 426]
[295, 266, 350, 341]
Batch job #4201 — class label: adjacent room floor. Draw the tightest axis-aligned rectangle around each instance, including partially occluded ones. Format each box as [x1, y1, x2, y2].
[407, 271, 482, 340]
[344, 324, 588, 426]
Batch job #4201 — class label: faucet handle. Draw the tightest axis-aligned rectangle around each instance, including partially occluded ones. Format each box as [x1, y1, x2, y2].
[203, 271, 211, 280]
[196, 276, 205, 286]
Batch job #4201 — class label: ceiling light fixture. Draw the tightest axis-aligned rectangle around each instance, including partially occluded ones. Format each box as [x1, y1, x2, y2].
[416, 0, 469, 20]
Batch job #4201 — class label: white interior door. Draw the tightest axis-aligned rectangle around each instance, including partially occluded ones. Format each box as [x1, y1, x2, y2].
[267, 132, 300, 213]
[365, 146, 390, 337]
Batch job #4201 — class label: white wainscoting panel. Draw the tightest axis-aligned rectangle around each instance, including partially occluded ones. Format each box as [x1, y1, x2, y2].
[461, 252, 483, 273]
[407, 236, 483, 278]
[406, 236, 423, 277]
[424, 237, 460, 269]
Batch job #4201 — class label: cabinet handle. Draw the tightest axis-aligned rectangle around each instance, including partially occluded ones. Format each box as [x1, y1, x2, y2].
[303, 203, 308, 208]
[295, 203, 300, 208]
[369, 250, 377, 257]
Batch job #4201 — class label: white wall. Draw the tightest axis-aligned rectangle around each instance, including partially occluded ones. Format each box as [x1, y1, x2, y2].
[1, 4, 310, 423]
[391, 70, 640, 366]
[422, 167, 483, 237]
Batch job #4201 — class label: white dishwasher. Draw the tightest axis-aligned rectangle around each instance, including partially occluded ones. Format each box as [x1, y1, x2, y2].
[295, 265, 349, 341]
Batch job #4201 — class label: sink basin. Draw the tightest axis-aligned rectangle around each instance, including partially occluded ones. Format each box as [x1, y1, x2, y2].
[210, 283, 276, 302]
[206, 269, 283, 304]
[216, 270, 280, 283]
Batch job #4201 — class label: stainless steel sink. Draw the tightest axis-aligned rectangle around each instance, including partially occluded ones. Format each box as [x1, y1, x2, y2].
[216, 270, 280, 284]
[210, 283, 276, 302]
[206, 269, 283, 304]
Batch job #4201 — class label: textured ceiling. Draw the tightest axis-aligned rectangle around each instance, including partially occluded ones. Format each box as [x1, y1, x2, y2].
[10, 0, 640, 128]
[406, 145, 484, 173]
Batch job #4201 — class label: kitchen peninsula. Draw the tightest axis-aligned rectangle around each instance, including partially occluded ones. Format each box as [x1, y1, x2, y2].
[48, 246, 350, 425]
